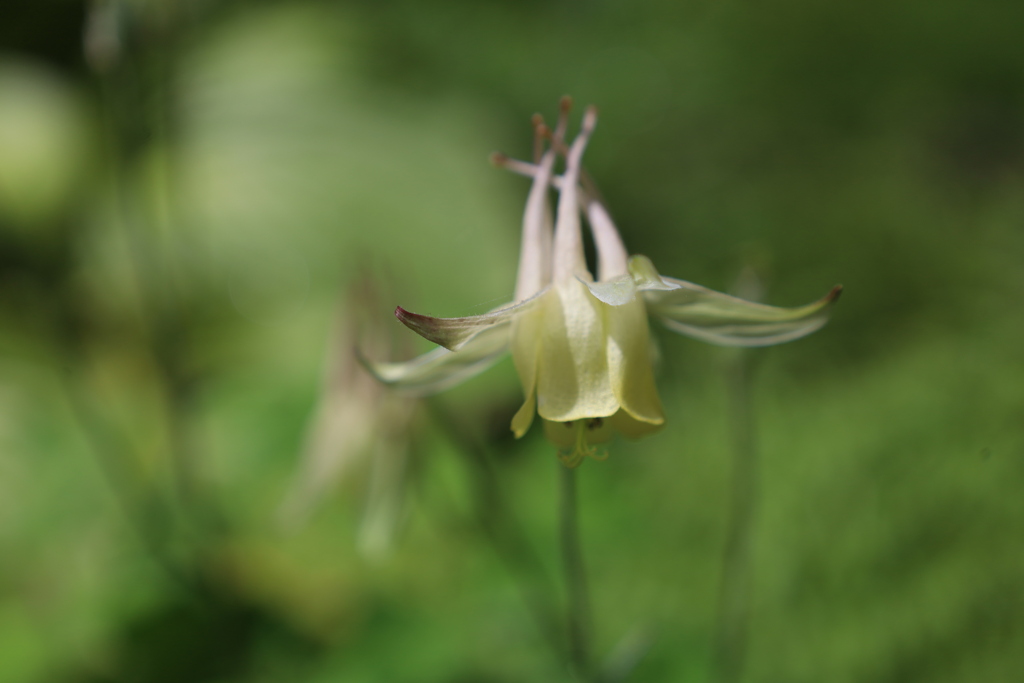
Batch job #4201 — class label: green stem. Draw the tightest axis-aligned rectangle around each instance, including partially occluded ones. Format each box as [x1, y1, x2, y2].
[60, 361, 202, 600]
[714, 352, 759, 683]
[428, 404, 564, 664]
[560, 464, 593, 680]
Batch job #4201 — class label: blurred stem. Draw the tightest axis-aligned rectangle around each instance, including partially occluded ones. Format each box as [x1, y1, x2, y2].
[428, 404, 565, 664]
[80, 4, 224, 586]
[93, 6, 212, 521]
[59, 356, 202, 599]
[139, 2, 208, 514]
[714, 350, 759, 683]
[560, 464, 593, 681]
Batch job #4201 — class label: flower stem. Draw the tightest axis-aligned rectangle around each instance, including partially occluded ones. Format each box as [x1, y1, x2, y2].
[560, 463, 593, 680]
[428, 404, 565, 665]
[714, 349, 759, 683]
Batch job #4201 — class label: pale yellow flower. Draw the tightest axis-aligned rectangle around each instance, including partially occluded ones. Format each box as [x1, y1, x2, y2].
[366, 105, 839, 466]
[282, 276, 417, 558]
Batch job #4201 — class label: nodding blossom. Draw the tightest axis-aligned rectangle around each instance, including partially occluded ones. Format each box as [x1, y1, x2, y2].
[283, 275, 418, 559]
[366, 101, 840, 466]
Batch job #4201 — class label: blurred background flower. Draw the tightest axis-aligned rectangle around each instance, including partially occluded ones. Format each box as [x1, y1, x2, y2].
[1, 0, 1022, 681]
[279, 272, 420, 561]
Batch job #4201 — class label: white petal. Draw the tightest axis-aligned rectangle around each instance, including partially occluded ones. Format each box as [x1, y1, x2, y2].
[645, 280, 842, 347]
[584, 255, 682, 305]
[361, 322, 510, 394]
[492, 157, 632, 284]
[581, 274, 636, 306]
[628, 254, 682, 292]
[552, 108, 597, 284]
[585, 198, 629, 281]
[514, 149, 557, 302]
[395, 289, 544, 351]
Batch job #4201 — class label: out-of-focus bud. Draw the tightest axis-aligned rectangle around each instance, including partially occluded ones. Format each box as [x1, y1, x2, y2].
[279, 272, 419, 560]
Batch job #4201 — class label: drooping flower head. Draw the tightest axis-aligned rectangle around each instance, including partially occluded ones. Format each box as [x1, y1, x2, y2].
[366, 100, 840, 466]
[283, 273, 419, 558]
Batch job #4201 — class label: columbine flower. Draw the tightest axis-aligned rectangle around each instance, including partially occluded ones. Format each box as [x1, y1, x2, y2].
[282, 274, 418, 559]
[366, 102, 840, 466]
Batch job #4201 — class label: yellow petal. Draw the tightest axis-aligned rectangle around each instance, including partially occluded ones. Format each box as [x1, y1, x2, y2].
[510, 303, 545, 437]
[608, 409, 665, 440]
[511, 391, 537, 438]
[605, 296, 665, 426]
[536, 280, 619, 422]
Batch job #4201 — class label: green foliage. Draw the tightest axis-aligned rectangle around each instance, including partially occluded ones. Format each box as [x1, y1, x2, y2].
[1, 0, 1022, 681]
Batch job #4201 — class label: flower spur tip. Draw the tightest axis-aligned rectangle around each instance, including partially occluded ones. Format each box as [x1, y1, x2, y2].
[827, 285, 843, 302]
[554, 97, 573, 141]
[581, 106, 598, 132]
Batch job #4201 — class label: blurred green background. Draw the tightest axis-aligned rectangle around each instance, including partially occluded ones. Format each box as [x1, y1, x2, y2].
[1, 0, 1023, 681]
